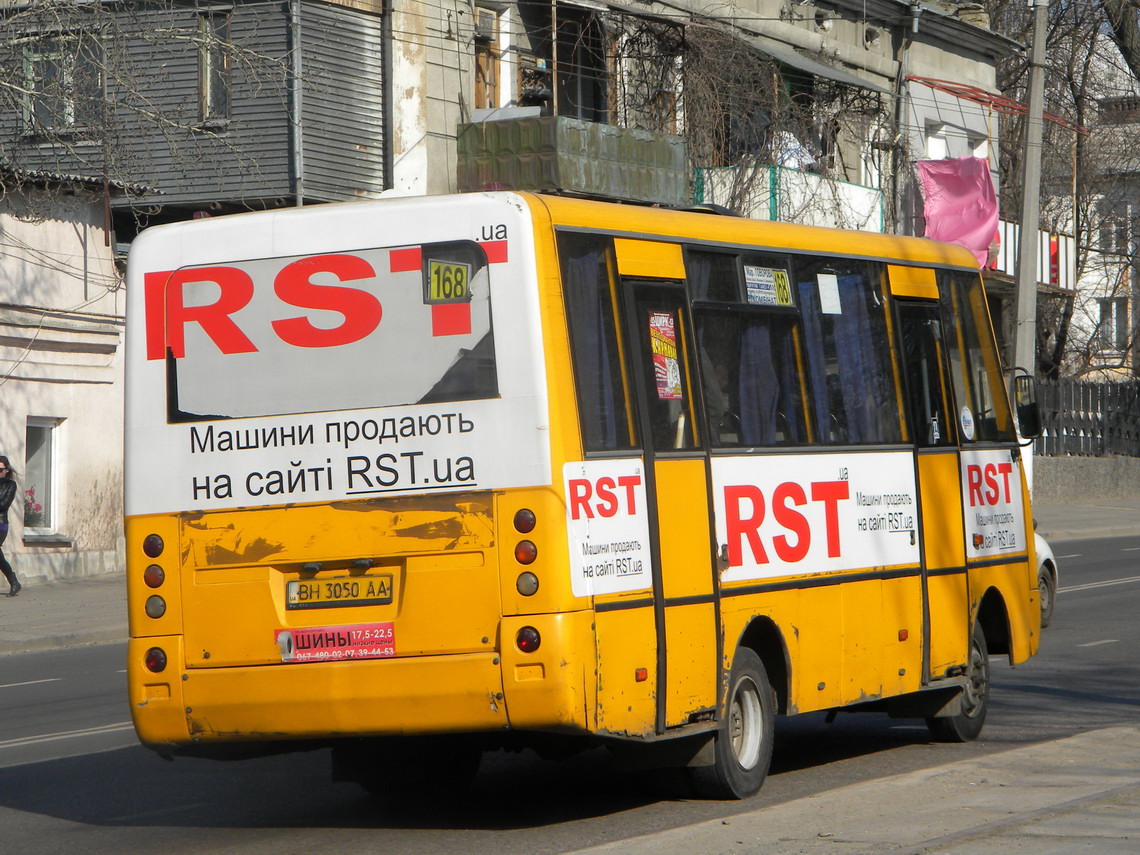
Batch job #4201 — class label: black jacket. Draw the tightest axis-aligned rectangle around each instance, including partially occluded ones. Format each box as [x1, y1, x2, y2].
[0, 478, 15, 526]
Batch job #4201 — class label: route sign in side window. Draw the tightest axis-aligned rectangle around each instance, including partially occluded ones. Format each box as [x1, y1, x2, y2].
[938, 270, 1016, 443]
[153, 241, 495, 421]
[795, 259, 904, 445]
[559, 232, 637, 452]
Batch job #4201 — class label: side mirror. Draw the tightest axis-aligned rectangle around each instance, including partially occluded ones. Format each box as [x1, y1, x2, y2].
[1014, 374, 1041, 439]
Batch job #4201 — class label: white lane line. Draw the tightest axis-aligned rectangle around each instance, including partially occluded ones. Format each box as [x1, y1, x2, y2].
[1060, 574, 1140, 593]
[0, 678, 62, 689]
[1122, 547, 1140, 552]
[0, 721, 134, 751]
[1077, 639, 1119, 648]
[1058, 553, 1082, 559]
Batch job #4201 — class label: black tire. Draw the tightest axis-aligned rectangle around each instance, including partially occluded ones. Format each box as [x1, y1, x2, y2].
[1038, 565, 1056, 628]
[927, 622, 989, 743]
[689, 647, 775, 799]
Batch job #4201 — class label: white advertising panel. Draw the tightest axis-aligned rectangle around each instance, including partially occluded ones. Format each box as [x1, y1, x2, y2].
[712, 451, 920, 582]
[960, 449, 1026, 557]
[564, 459, 653, 598]
[125, 194, 551, 515]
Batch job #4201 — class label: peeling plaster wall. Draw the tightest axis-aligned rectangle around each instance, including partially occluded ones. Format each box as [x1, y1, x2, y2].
[0, 189, 125, 582]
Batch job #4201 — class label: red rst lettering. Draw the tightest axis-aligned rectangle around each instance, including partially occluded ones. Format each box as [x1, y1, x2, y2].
[271, 254, 382, 348]
[594, 477, 619, 518]
[568, 479, 593, 520]
[810, 480, 849, 558]
[983, 463, 1000, 504]
[617, 475, 641, 515]
[772, 482, 810, 562]
[996, 462, 1013, 503]
[724, 484, 767, 566]
[966, 464, 984, 507]
[145, 267, 257, 360]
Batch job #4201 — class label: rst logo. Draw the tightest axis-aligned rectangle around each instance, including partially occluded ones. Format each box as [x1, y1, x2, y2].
[566, 474, 643, 520]
[144, 255, 384, 359]
[713, 453, 920, 582]
[964, 461, 1014, 507]
[723, 480, 849, 565]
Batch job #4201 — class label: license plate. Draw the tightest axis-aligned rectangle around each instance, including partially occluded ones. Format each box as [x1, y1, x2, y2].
[275, 623, 395, 663]
[286, 575, 393, 610]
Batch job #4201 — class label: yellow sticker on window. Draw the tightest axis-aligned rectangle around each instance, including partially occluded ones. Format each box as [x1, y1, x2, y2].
[426, 259, 472, 303]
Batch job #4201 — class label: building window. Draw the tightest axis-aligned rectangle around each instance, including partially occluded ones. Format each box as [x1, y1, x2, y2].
[199, 11, 232, 123]
[1098, 297, 1129, 352]
[925, 122, 949, 159]
[24, 419, 61, 531]
[21, 34, 102, 134]
[474, 6, 500, 110]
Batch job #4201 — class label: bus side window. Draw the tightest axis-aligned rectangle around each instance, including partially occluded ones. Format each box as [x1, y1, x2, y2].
[938, 271, 1016, 443]
[559, 233, 638, 452]
[695, 310, 808, 447]
[796, 259, 904, 445]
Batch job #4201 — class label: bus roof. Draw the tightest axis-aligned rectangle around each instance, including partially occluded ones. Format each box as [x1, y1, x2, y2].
[525, 192, 981, 271]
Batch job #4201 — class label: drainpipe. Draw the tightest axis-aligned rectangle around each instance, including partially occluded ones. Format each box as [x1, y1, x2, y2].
[382, 0, 394, 189]
[289, 0, 305, 206]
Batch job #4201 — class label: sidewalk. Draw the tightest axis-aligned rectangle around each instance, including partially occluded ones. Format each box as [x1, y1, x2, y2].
[0, 573, 126, 656]
[1033, 495, 1140, 542]
[564, 727, 1140, 855]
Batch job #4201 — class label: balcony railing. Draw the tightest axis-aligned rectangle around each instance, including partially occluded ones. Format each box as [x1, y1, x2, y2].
[693, 165, 884, 232]
[988, 219, 1075, 290]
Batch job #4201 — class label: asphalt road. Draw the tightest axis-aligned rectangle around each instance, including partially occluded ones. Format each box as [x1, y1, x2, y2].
[1, 533, 1138, 855]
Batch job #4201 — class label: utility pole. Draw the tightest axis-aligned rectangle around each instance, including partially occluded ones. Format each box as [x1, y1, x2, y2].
[1013, 0, 1049, 377]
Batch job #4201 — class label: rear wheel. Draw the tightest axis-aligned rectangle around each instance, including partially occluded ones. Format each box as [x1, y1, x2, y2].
[690, 647, 775, 799]
[926, 622, 989, 743]
[1038, 565, 1056, 628]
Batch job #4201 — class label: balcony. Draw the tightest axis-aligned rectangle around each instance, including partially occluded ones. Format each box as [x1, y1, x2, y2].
[693, 165, 884, 232]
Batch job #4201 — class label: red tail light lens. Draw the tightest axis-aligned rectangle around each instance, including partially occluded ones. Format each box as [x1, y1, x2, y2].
[514, 540, 538, 565]
[144, 647, 167, 673]
[513, 509, 536, 533]
[516, 626, 541, 653]
[143, 564, 165, 588]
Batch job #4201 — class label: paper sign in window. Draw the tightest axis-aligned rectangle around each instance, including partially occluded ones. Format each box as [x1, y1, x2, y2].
[649, 311, 682, 400]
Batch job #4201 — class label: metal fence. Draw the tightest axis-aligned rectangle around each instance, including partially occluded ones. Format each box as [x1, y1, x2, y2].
[1034, 379, 1140, 458]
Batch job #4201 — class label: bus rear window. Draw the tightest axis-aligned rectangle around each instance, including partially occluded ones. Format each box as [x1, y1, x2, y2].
[155, 241, 496, 421]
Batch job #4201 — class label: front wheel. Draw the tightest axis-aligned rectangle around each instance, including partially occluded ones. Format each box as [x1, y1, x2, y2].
[1038, 566, 1056, 628]
[926, 622, 989, 742]
[689, 647, 775, 799]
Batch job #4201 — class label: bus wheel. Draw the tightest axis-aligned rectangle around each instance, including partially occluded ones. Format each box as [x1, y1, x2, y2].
[926, 623, 989, 743]
[1038, 567, 1056, 628]
[690, 647, 775, 799]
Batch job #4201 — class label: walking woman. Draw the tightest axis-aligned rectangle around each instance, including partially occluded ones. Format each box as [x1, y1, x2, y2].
[0, 455, 21, 596]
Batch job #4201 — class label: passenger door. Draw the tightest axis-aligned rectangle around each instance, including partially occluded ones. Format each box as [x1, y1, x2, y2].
[620, 275, 719, 733]
[895, 299, 969, 681]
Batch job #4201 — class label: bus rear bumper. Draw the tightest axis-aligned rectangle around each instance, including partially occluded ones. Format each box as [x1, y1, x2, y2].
[128, 636, 509, 750]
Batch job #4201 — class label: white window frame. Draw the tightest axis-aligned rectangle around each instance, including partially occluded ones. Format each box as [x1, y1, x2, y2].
[24, 417, 64, 535]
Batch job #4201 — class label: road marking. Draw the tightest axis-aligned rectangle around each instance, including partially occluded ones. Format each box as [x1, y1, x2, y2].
[1060, 574, 1140, 593]
[0, 721, 134, 751]
[1122, 547, 1140, 552]
[1077, 639, 1119, 648]
[1058, 553, 1082, 559]
[0, 678, 61, 690]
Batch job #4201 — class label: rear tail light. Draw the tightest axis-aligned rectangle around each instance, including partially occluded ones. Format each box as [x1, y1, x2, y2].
[143, 534, 164, 558]
[145, 595, 167, 619]
[516, 626, 541, 653]
[514, 540, 537, 565]
[144, 647, 167, 673]
[513, 508, 536, 533]
[143, 564, 165, 588]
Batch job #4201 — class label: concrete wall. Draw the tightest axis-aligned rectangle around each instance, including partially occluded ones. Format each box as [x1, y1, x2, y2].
[1034, 454, 1140, 504]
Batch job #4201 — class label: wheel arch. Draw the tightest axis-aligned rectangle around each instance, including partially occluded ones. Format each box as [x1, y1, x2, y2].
[975, 586, 1012, 659]
[735, 616, 792, 715]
